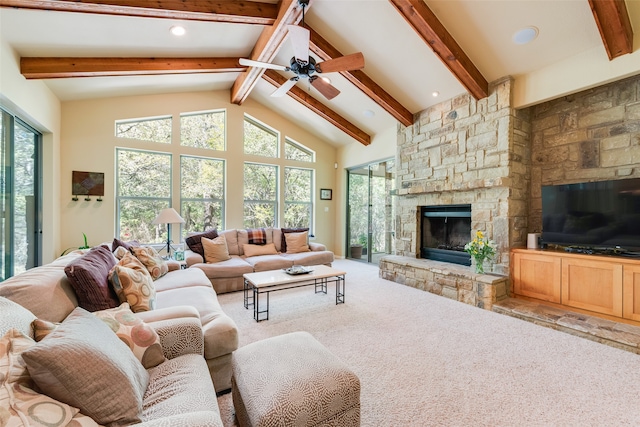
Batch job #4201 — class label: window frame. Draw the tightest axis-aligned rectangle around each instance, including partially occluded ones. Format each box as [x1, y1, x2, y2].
[180, 109, 227, 151]
[284, 137, 315, 162]
[115, 148, 172, 243]
[243, 114, 280, 158]
[284, 166, 314, 230]
[179, 154, 226, 234]
[243, 161, 279, 228]
[115, 115, 172, 144]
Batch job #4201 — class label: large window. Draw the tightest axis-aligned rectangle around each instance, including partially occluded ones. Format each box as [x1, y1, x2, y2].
[115, 116, 171, 144]
[180, 110, 225, 151]
[181, 156, 225, 233]
[1, 109, 42, 280]
[285, 138, 314, 162]
[243, 163, 278, 228]
[244, 115, 278, 158]
[284, 167, 313, 228]
[116, 149, 171, 243]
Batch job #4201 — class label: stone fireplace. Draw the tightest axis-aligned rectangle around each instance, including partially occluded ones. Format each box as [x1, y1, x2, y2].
[420, 204, 471, 266]
[380, 77, 531, 310]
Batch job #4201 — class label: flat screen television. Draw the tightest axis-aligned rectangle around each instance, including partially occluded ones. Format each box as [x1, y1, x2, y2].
[541, 178, 640, 252]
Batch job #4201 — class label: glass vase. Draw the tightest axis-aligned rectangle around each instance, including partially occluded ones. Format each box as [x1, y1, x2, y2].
[474, 257, 486, 274]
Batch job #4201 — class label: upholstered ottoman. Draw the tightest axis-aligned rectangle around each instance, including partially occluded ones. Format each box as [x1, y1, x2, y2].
[231, 331, 361, 427]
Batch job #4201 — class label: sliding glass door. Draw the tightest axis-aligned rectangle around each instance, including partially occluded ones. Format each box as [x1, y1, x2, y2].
[1, 108, 42, 280]
[346, 159, 395, 264]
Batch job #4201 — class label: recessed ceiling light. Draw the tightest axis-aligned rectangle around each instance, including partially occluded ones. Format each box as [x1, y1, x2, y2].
[432, 91, 439, 97]
[170, 26, 186, 36]
[512, 26, 538, 45]
[363, 109, 375, 118]
[321, 76, 331, 84]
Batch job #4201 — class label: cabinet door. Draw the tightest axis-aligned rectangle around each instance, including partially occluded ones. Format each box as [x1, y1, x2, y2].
[562, 258, 623, 317]
[623, 265, 640, 321]
[512, 252, 561, 303]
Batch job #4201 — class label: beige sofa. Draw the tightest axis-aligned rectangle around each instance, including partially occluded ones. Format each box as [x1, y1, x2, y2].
[186, 228, 334, 294]
[1, 295, 224, 426]
[0, 250, 238, 393]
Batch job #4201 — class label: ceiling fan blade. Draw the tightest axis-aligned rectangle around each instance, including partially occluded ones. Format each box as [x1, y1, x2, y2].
[311, 77, 340, 100]
[317, 52, 364, 73]
[287, 25, 310, 63]
[239, 58, 288, 72]
[271, 77, 298, 97]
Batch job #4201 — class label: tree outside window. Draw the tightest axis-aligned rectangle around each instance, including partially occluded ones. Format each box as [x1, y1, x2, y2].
[285, 138, 314, 162]
[244, 115, 278, 158]
[116, 149, 171, 243]
[181, 156, 225, 234]
[244, 163, 277, 228]
[180, 110, 225, 151]
[284, 167, 313, 228]
[115, 116, 171, 144]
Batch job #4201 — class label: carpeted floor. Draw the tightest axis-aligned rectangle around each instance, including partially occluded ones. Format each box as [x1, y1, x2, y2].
[216, 259, 640, 426]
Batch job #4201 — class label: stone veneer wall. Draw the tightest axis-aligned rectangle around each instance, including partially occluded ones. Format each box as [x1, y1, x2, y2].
[529, 73, 640, 231]
[395, 77, 531, 276]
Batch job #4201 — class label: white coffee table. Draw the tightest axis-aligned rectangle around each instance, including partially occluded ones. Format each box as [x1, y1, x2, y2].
[243, 265, 346, 322]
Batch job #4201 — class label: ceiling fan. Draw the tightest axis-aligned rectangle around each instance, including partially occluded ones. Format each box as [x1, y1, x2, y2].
[239, 0, 364, 100]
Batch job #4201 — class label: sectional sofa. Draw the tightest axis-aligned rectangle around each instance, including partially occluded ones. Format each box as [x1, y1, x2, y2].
[0, 249, 238, 394]
[185, 228, 335, 294]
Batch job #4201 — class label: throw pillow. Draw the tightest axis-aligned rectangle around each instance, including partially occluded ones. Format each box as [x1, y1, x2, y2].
[243, 243, 278, 257]
[21, 308, 149, 427]
[285, 231, 311, 254]
[94, 303, 165, 368]
[32, 303, 165, 369]
[246, 228, 267, 245]
[281, 227, 309, 253]
[0, 329, 85, 427]
[202, 235, 231, 263]
[131, 246, 168, 280]
[64, 245, 119, 312]
[185, 229, 218, 257]
[113, 245, 130, 260]
[112, 238, 140, 253]
[110, 253, 156, 312]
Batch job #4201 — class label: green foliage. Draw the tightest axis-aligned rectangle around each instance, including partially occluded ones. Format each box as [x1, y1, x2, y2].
[180, 111, 225, 150]
[116, 116, 171, 144]
[285, 139, 313, 162]
[243, 117, 278, 157]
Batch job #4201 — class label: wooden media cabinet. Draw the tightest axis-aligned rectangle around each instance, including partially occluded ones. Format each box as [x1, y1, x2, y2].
[511, 248, 640, 324]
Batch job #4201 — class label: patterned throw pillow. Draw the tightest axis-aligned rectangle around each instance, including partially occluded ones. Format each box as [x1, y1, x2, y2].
[131, 246, 168, 280]
[64, 245, 119, 312]
[202, 235, 231, 263]
[0, 329, 87, 426]
[113, 245, 130, 259]
[281, 227, 309, 253]
[32, 303, 165, 369]
[21, 308, 149, 426]
[110, 253, 156, 312]
[185, 229, 219, 257]
[247, 228, 267, 245]
[94, 303, 165, 369]
[285, 231, 311, 254]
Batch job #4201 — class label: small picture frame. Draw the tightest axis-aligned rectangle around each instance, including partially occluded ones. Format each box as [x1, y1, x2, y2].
[320, 188, 332, 200]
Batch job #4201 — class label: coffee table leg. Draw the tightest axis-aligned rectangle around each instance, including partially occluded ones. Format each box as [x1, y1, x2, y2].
[336, 275, 345, 305]
[314, 277, 327, 294]
[254, 289, 269, 322]
[244, 279, 254, 309]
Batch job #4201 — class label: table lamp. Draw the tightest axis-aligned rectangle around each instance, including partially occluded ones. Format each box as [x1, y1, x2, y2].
[152, 207, 185, 258]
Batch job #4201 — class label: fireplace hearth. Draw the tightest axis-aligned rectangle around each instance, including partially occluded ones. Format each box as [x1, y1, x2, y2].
[420, 204, 471, 266]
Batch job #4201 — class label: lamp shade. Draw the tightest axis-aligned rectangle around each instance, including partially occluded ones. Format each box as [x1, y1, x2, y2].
[152, 208, 185, 225]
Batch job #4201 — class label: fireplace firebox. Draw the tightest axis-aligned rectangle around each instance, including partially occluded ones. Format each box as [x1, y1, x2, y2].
[420, 204, 472, 266]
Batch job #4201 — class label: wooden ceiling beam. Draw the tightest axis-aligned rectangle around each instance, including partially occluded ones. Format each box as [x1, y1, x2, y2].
[262, 69, 371, 146]
[0, 0, 278, 25]
[588, 0, 633, 60]
[231, 0, 308, 105]
[20, 57, 245, 79]
[388, 0, 488, 100]
[305, 24, 414, 127]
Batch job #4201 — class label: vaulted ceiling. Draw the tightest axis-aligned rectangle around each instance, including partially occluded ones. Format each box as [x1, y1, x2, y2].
[1, 0, 638, 147]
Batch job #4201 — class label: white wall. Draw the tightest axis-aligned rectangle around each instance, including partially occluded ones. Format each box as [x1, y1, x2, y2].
[60, 91, 338, 253]
[0, 39, 62, 263]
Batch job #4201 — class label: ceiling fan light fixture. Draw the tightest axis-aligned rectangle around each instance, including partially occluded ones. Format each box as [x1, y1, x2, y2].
[170, 26, 186, 36]
[321, 76, 331, 84]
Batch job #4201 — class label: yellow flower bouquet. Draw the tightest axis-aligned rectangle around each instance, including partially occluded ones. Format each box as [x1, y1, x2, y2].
[464, 230, 496, 274]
